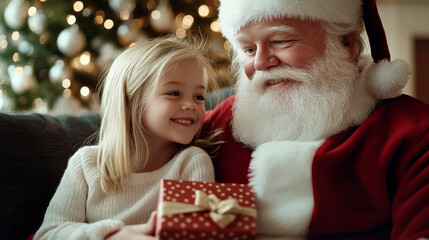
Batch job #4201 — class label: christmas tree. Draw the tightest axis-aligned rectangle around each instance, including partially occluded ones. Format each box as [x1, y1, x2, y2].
[0, 0, 230, 113]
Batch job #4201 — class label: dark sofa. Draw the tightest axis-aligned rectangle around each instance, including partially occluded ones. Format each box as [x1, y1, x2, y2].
[0, 112, 101, 240]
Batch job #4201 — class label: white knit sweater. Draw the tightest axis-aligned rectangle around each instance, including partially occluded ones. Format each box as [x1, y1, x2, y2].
[34, 145, 215, 240]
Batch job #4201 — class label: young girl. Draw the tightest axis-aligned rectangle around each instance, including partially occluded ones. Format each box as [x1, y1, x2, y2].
[34, 36, 222, 240]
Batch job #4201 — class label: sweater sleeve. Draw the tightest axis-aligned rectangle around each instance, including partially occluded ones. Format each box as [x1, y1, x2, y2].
[34, 148, 123, 240]
[178, 146, 215, 182]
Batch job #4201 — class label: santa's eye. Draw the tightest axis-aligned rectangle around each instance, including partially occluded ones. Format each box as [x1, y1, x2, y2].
[243, 47, 256, 55]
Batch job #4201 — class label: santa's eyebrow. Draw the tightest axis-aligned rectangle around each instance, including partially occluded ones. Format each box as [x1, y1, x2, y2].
[236, 25, 297, 45]
[265, 25, 297, 35]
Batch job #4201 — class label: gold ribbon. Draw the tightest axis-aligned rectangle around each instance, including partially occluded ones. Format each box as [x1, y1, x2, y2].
[159, 190, 257, 229]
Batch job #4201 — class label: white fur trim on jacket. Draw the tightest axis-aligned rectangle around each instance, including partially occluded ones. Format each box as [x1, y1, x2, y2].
[249, 140, 324, 239]
[219, 0, 362, 44]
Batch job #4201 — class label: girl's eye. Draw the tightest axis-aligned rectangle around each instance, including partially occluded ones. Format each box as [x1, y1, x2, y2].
[166, 91, 180, 96]
[195, 95, 205, 101]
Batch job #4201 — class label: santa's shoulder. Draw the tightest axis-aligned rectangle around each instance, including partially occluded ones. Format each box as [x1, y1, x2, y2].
[349, 94, 429, 145]
[374, 95, 429, 121]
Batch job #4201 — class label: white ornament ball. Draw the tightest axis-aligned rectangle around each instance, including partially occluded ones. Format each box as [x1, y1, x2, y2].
[150, 0, 175, 32]
[0, 59, 7, 79]
[96, 43, 121, 68]
[117, 23, 134, 46]
[53, 96, 82, 115]
[18, 40, 35, 55]
[49, 60, 72, 83]
[117, 23, 147, 46]
[109, 0, 136, 13]
[28, 11, 47, 35]
[57, 25, 87, 57]
[0, 93, 15, 112]
[4, 0, 30, 29]
[8, 65, 38, 94]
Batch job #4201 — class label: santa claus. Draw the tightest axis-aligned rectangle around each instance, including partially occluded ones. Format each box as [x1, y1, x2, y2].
[203, 0, 429, 239]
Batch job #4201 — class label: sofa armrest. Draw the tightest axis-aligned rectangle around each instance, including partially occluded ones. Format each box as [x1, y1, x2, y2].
[0, 112, 100, 240]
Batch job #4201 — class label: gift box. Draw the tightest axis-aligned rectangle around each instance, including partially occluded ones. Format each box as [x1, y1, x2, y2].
[156, 179, 257, 240]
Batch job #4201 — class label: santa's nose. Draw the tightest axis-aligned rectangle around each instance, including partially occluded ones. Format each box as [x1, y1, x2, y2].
[245, 47, 280, 79]
[254, 48, 280, 71]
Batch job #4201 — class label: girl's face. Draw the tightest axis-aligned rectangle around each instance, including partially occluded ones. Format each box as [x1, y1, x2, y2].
[143, 60, 206, 146]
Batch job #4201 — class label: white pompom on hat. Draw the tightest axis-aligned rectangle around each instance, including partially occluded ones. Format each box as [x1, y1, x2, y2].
[361, 0, 411, 98]
[218, 0, 411, 99]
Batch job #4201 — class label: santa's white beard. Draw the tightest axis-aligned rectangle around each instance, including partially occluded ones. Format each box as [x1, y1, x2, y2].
[232, 37, 360, 149]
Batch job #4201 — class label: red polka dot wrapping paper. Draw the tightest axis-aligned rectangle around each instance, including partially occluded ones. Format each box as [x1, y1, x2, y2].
[155, 179, 257, 240]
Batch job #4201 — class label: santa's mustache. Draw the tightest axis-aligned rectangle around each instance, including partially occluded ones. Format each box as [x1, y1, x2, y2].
[248, 66, 313, 88]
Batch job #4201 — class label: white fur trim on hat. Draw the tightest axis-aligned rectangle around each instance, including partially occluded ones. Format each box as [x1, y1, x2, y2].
[366, 59, 411, 99]
[219, 0, 362, 44]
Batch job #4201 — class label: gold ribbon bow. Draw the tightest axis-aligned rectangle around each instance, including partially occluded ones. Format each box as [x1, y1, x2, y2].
[159, 190, 257, 228]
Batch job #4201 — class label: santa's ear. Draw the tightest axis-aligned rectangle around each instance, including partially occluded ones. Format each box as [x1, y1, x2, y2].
[341, 33, 355, 62]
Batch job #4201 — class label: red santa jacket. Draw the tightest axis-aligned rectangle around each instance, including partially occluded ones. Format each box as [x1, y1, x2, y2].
[203, 94, 429, 240]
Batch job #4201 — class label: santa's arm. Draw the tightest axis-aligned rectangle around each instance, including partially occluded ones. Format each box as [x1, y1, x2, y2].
[390, 149, 429, 239]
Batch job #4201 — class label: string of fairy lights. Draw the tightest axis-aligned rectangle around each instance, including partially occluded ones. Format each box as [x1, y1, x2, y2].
[0, 0, 230, 113]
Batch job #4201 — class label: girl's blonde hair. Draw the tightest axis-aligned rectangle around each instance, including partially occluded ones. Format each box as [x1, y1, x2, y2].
[97, 35, 220, 193]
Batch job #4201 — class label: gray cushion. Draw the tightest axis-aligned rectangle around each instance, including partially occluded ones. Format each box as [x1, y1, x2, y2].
[205, 86, 235, 110]
[0, 112, 100, 240]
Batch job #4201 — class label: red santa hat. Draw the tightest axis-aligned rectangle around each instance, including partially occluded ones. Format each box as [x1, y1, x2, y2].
[218, 0, 411, 99]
